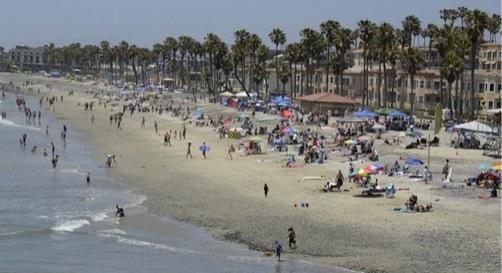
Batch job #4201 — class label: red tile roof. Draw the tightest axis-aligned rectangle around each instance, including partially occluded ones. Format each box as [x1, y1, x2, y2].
[295, 93, 358, 105]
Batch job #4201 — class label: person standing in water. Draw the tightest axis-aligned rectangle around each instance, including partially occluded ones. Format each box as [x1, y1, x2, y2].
[86, 172, 91, 184]
[51, 155, 59, 168]
[51, 142, 55, 158]
[46, 125, 49, 136]
[274, 241, 282, 261]
[288, 227, 297, 249]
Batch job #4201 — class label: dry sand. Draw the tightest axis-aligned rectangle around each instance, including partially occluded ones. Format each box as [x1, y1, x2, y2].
[1, 72, 500, 273]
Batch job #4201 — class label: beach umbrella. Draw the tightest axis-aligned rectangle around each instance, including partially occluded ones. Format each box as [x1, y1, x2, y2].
[249, 136, 263, 142]
[370, 162, 385, 169]
[406, 130, 423, 138]
[344, 139, 357, 145]
[491, 162, 502, 170]
[282, 127, 296, 135]
[478, 162, 491, 170]
[405, 159, 424, 166]
[350, 168, 369, 177]
[399, 132, 406, 138]
[273, 138, 284, 145]
[281, 109, 295, 118]
[364, 165, 379, 174]
[353, 110, 378, 118]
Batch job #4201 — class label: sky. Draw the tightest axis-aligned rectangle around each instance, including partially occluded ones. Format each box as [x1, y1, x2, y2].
[0, 0, 499, 49]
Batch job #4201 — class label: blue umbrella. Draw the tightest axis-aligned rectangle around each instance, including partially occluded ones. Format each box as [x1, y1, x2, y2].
[405, 159, 424, 166]
[388, 111, 408, 118]
[478, 162, 491, 170]
[353, 110, 378, 118]
[371, 162, 385, 169]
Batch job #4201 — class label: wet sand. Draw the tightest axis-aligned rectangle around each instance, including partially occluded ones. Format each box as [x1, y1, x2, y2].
[1, 72, 500, 273]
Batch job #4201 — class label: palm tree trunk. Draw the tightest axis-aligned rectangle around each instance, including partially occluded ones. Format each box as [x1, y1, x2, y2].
[454, 78, 459, 118]
[390, 67, 396, 108]
[410, 74, 415, 116]
[325, 48, 330, 92]
[469, 47, 476, 119]
[275, 44, 279, 93]
[383, 61, 388, 108]
[377, 62, 382, 107]
[459, 71, 464, 119]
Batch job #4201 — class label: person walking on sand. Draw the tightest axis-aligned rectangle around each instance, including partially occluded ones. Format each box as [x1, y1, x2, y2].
[46, 125, 49, 136]
[141, 116, 145, 128]
[186, 142, 193, 158]
[264, 183, 269, 197]
[274, 240, 282, 261]
[288, 227, 297, 249]
[154, 121, 158, 134]
[200, 142, 208, 159]
[442, 159, 450, 177]
[86, 172, 91, 184]
[91, 114, 95, 124]
[226, 145, 235, 160]
[51, 142, 55, 157]
[182, 124, 186, 140]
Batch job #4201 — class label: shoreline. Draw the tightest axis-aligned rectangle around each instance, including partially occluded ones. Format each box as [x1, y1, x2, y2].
[1, 72, 500, 273]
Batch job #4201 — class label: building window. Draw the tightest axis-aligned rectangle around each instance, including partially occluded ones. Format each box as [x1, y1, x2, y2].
[498, 63, 501, 70]
[467, 83, 470, 91]
[329, 89, 333, 92]
[426, 80, 432, 89]
[479, 83, 484, 93]
[419, 80, 424, 88]
[419, 96, 424, 103]
[498, 84, 501, 92]
[330, 77, 334, 83]
[369, 78, 374, 86]
[488, 101, 493, 109]
[487, 52, 492, 60]
[490, 83, 495, 92]
[482, 63, 486, 70]
[497, 101, 501, 108]
[352, 79, 356, 85]
[434, 81, 440, 90]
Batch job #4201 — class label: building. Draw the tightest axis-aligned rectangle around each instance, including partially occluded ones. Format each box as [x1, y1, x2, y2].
[9, 45, 46, 67]
[278, 42, 500, 116]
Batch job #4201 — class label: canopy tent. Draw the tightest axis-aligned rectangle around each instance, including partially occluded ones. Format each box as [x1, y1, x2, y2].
[405, 159, 424, 166]
[339, 115, 366, 123]
[388, 111, 409, 118]
[353, 110, 378, 118]
[219, 91, 235, 98]
[453, 121, 494, 134]
[376, 108, 399, 115]
[281, 109, 295, 118]
[235, 91, 257, 98]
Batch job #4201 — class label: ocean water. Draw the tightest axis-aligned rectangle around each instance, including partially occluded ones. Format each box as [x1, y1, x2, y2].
[0, 94, 351, 273]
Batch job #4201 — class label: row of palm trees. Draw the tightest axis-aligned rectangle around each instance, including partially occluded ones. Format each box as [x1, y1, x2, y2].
[40, 7, 499, 118]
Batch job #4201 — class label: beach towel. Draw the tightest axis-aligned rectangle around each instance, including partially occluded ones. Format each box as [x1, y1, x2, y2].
[393, 207, 415, 213]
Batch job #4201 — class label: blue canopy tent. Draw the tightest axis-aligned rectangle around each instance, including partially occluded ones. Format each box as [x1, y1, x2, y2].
[273, 96, 292, 107]
[405, 158, 424, 166]
[193, 107, 205, 120]
[388, 111, 409, 118]
[353, 110, 378, 118]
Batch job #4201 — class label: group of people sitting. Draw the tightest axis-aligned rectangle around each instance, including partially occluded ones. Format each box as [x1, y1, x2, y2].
[404, 194, 433, 212]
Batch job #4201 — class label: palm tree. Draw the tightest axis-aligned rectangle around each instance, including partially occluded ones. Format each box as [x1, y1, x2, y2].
[278, 63, 290, 94]
[128, 45, 139, 85]
[400, 47, 424, 116]
[358, 20, 377, 105]
[423, 24, 438, 68]
[465, 9, 488, 118]
[333, 27, 353, 96]
[487, 14, 501, 42]
[377, 23, 395, 107]
[320, 20, 340, 92]
[441, 51, 463, 115]
[433, 26, 453, 106]
[284, 43, 303, 97]
[300, 28, 323, 95]
[268, 28, 287, 93]
[402, 15, 421, 47]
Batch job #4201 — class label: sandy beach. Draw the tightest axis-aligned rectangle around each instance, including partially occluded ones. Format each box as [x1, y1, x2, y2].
[1, 72, 500, 273]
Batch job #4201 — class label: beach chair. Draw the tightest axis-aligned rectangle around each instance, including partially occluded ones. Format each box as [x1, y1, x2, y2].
[442, 168, 453, 188]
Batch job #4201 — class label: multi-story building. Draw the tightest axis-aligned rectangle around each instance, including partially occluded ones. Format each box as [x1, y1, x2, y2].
[9, 45, 46, 67]
[284, 42, 500, 115]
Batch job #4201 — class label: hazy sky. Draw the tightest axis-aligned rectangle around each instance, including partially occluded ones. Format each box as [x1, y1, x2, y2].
[0, 0, 499, 49]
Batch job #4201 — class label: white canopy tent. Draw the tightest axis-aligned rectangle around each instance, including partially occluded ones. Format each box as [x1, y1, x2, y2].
[453, 121, 495, 134]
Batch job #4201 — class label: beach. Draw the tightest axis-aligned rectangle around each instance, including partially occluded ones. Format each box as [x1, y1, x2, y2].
[1, 72, 500, 273]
